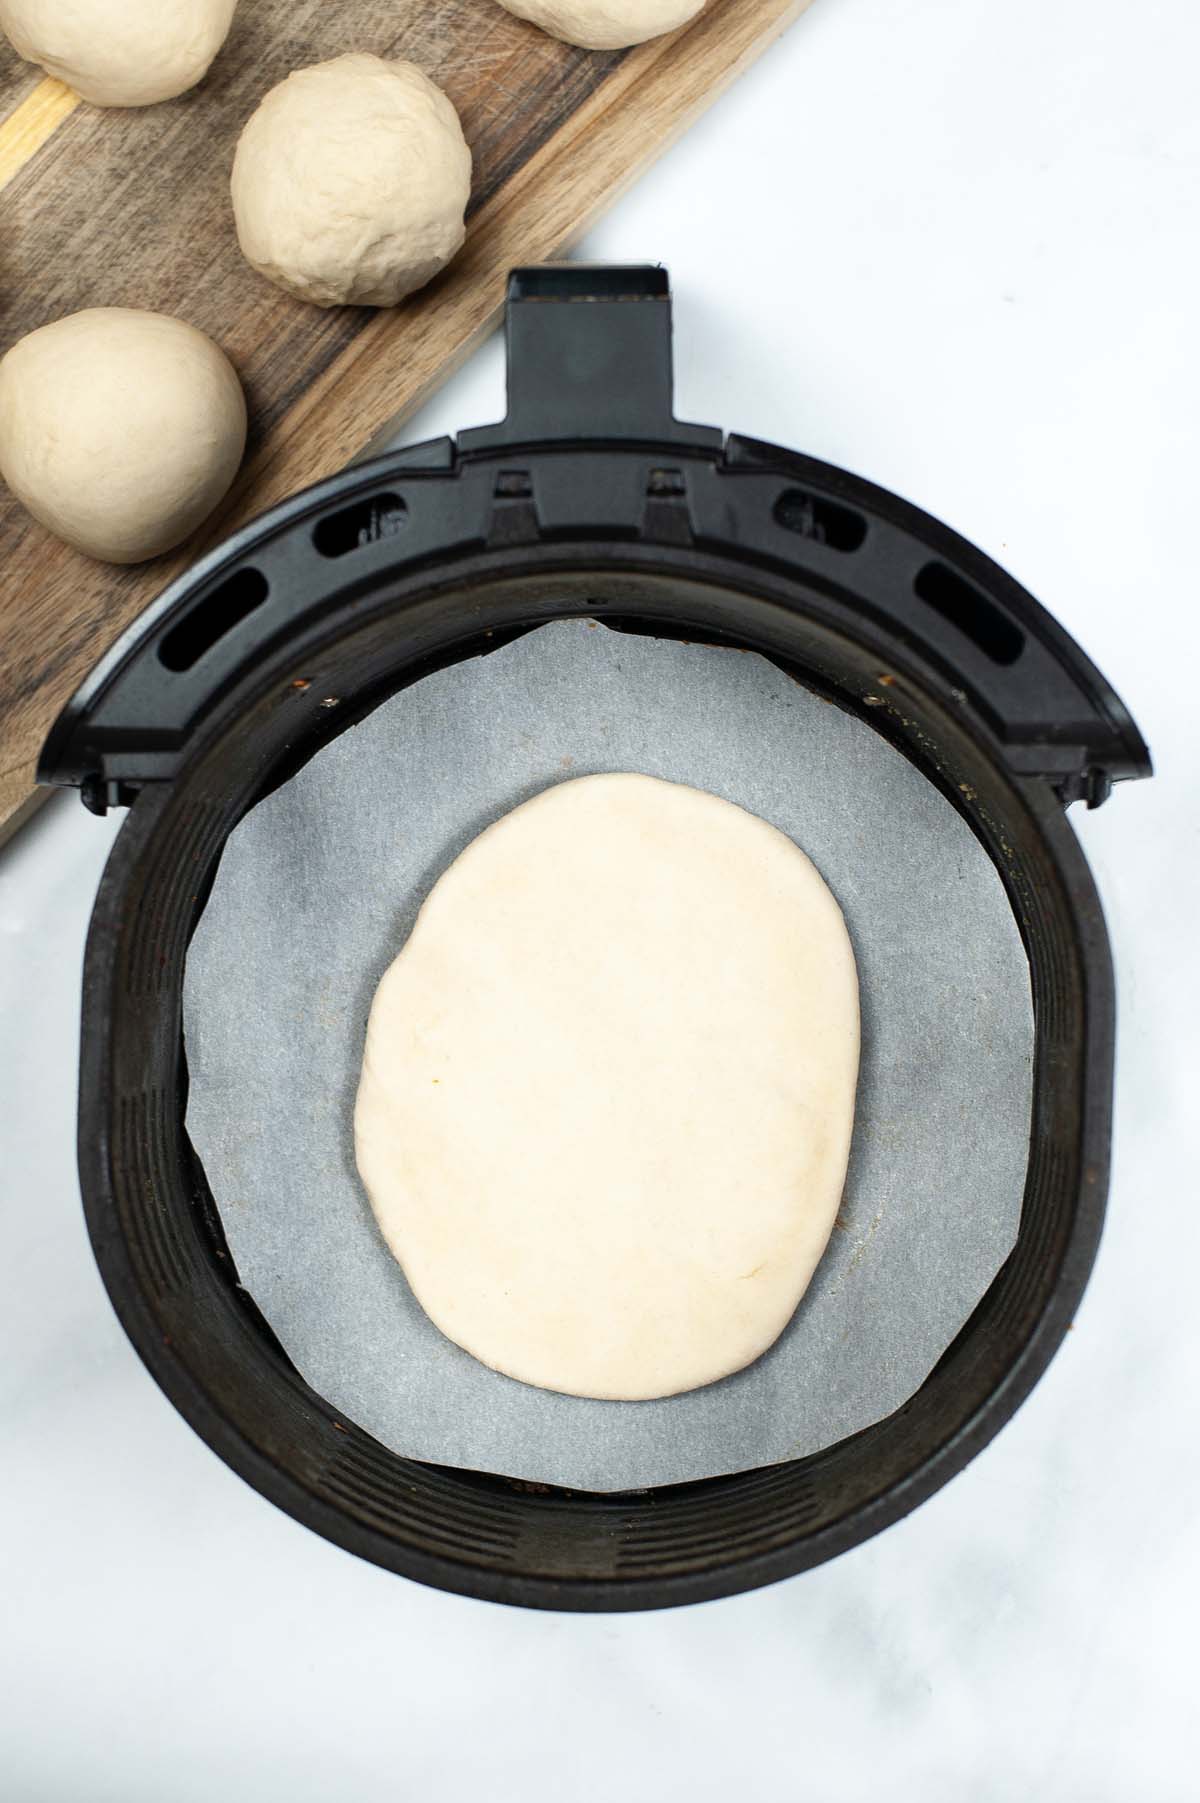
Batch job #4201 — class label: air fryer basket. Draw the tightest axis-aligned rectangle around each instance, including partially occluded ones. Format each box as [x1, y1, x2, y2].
[42, 268, 1151, 1610]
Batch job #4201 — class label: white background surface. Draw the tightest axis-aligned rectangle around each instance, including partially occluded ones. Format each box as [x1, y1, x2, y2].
[1, 0, 1198, 1796]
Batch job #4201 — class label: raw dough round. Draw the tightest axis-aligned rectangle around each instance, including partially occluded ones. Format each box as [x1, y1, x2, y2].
[0, 308, 246, 565]
[0, 0, 237, 107]
[355, 773, 860, 1401]
[495, 0, 706, 50]
[231, 54, 472, 309]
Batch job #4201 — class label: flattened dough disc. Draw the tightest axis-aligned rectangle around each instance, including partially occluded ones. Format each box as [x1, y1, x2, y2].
[354, 773, 860, 1400]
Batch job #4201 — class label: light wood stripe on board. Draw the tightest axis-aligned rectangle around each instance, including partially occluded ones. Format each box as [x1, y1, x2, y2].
[0, 78, 79, 190]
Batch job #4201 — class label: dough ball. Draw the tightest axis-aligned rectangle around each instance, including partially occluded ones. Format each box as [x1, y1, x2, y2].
[0, 0, 237, 107]
[231, 54, 472, 309]
[355, 773, 860, 1402]
[495, 0, 706, 50]
[0, 308, 246, 565]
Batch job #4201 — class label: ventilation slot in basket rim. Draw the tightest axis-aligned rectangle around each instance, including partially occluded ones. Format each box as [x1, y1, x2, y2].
[313, 493, 409, 559]
[913, 559, 1025, 666]
[773, 487, 867, 553]
[158, 567, 269, 673]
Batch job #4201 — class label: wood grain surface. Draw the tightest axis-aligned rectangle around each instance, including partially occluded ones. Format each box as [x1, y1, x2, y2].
[0, 0, 812, 839]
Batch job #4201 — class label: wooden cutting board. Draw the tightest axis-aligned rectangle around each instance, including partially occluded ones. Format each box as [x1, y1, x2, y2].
[0, 0, 812, 842]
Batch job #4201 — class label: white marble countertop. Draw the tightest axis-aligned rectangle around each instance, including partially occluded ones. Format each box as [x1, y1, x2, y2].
[2, 0, 1197, 1796]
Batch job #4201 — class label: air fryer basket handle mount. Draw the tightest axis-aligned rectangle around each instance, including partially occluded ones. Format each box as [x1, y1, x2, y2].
[459, 264, 723, 452]
[38, 265, 1150, 814]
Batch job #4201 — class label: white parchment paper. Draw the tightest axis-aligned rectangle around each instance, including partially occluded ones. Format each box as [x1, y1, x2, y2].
[183, 620, 1033, 1491]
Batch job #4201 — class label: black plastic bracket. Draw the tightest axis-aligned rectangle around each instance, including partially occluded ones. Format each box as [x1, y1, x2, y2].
[37, 264, 1150, 813]
[459, 266, 723, 452]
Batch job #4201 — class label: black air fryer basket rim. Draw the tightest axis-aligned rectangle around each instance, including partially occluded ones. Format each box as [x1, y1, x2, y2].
[45, 267, 1150, 1611]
